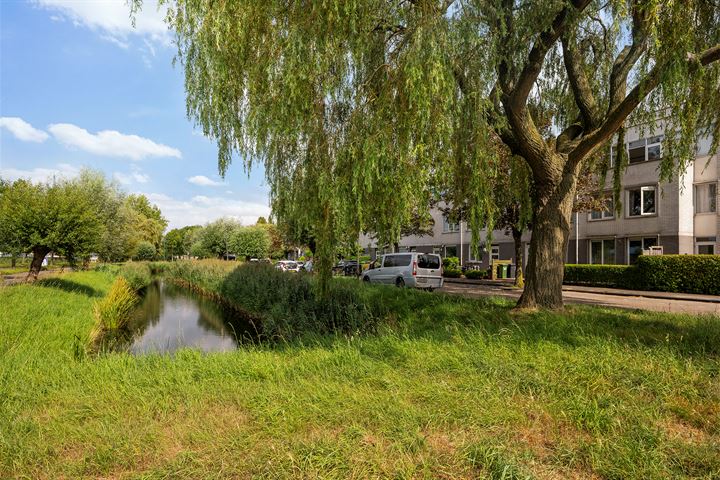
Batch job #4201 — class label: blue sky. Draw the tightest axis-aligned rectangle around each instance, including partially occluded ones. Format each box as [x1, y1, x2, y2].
[0, 0, 270, 229]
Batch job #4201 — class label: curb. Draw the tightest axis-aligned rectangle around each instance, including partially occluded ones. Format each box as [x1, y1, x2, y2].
[443, 277, 720, 304]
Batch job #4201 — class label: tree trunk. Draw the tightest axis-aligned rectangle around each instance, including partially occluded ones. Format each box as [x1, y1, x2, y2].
[27, 246, 50, 281]
[517, 165, 577, 310]
[512, 227, 524, 289]
[11, 254, 16, 268]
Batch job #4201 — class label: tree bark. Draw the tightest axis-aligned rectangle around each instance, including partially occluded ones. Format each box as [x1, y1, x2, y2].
[517, 158, 577, 310]
[512, 226, 524, 289]
[27, 246, 50, 281]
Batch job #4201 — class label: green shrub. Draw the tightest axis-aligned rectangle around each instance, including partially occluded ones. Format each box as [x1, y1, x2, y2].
[464, 269, 487, 280]
[118, 262, 152, 291]
[442, 256, 460, 269]
[564, 264, 634, 287]
[636, 255, 720, 295]
[134, 241, 156, 261]
[92, 277, 139, 330]
[443, 267, 462, 278]
[163, 261, 384, 339]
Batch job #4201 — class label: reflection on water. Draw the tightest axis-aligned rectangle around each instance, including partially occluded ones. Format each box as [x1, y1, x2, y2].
[126, 281, 254, 354]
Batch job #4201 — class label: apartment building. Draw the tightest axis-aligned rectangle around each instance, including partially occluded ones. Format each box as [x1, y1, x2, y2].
[360, 125, 719, 269]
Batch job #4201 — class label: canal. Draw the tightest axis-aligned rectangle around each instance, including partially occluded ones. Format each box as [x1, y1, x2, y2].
[125, 280, 255, 354]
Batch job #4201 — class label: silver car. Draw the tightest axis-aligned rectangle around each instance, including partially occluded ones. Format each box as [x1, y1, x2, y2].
[362, 253, 443, 290]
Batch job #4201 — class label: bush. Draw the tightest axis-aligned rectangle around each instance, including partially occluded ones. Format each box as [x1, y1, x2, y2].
[134, 241, 156, 261]
[564, 256, 720, 295]
[464, 269, 487, 280]
[118, 262, 152, 291]
[636, 255, 720, 295]
[443, 257, 460, 269]
[163, 261, 384, 339]
[564, 264, 634, 287]
[443, 268, 462, 278]
[92, 277, 139, 330]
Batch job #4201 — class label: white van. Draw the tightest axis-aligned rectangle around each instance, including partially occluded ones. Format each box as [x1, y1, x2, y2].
[362, 253, 443, 290]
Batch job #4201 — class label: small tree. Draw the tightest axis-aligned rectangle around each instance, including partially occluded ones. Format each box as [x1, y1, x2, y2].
[0, 175, 103, 279]
[232, 226, 271, 259]
[134, 241, 156, 261]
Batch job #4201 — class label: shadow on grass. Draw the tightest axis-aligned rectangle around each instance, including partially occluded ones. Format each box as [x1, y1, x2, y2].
[267, 285, 720, 359]
[35, 278, 100, 297]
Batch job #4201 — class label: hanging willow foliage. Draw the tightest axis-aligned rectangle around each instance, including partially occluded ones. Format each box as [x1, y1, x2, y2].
[137, 0, 720, 307]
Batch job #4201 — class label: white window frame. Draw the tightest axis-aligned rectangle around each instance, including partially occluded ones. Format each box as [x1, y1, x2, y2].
[589, 239, 616, 265]
[694, 182, 717, 214]
[613, 135, 663, 166]
[442, 215, 460, 233]
[588, 196, 615, 221]
[695, 237, 716, 255]
[627, 237, 658, 264]
[627, 186, 657, 217]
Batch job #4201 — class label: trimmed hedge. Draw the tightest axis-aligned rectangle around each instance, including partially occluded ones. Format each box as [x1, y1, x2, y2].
[464, 269, 488, 280]
[636, 255, 720, 295]
[564, 264, 634, 288]
[564, 255, 720, 295]
[443, 268, 462, 278]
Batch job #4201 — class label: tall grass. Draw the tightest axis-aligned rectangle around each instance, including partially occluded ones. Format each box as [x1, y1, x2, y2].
[87, 276, 139, 353]
[118, 261, 153, 291]
[164, 261, 386, 340]
[2, 269, 719, 478]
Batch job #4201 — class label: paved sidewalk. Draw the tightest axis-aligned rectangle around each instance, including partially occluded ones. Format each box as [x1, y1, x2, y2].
[440, 281, 720, 315]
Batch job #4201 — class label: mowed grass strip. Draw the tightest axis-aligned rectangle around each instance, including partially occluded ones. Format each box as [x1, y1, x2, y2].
[1, 270, 719, 479]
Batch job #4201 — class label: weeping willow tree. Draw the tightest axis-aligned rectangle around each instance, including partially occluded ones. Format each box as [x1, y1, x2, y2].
[140, 0, 719, 308]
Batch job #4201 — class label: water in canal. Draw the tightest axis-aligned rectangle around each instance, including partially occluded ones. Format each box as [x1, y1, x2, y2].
[125, 280, 255, 354]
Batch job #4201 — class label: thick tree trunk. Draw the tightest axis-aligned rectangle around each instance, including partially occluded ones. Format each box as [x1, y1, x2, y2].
[517, 164, 577, 310]
[27, 246, 50, 281]
[512, 227, 524, 289]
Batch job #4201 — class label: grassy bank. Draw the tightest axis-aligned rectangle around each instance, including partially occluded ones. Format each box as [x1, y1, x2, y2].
[1, 268, 719, 479]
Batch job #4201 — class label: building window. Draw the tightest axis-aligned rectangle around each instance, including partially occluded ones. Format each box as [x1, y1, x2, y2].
[442, 216, 459, 233]
[628, 186, 656, 216]
[589, 197, 615, 221]
[590, 239, 615, 264]
[490, 245, 500, 262]
[695, 183, 717, 214]
[445, 245, 458, 258]
[626, 136, 663, 164]
[628, 237, 658, 264]
[696, 237, 716, 255]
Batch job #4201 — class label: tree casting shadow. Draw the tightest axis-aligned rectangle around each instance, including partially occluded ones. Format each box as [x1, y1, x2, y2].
[35, 278, 100, 297]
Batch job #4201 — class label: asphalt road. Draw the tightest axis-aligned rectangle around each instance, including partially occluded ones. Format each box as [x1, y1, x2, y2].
[440, 282, 720, 315]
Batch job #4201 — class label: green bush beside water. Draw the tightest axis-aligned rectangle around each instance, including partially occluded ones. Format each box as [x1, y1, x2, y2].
[118, 262, 153, 291]
[163, 260, 385, 339]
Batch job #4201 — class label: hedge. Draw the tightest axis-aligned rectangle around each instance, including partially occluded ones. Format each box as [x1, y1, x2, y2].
[464, 269, 488, 280]
[564, 255, 720, 295]
[563, 264, 634, 288]
[636, 255, 720, 295]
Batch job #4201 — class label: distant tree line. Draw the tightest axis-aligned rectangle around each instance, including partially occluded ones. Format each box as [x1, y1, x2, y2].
[0, 170, 167, 278]
[163, 218, 286, 261]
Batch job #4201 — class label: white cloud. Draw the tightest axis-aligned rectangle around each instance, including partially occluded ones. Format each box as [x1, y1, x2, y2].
[48, 123, 181, 160]
[34, 0, 171, 46]
[188, 175, 226, 187]
[114, 167, 150, 185]
[141, 193, 271, 230]
[0, 163, 80, 183]
[0, 117, 49, 143]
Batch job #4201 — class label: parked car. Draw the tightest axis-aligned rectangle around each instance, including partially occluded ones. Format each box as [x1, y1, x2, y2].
[362, 253, 443, 290]
[276, 260, 300, 272]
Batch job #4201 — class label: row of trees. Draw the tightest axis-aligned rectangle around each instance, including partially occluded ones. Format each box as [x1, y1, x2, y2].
[163, 218, 286, 260]
[0, 170, 167, 278]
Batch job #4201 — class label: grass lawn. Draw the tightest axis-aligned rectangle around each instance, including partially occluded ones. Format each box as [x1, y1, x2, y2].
[1, 269, 719, 479]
